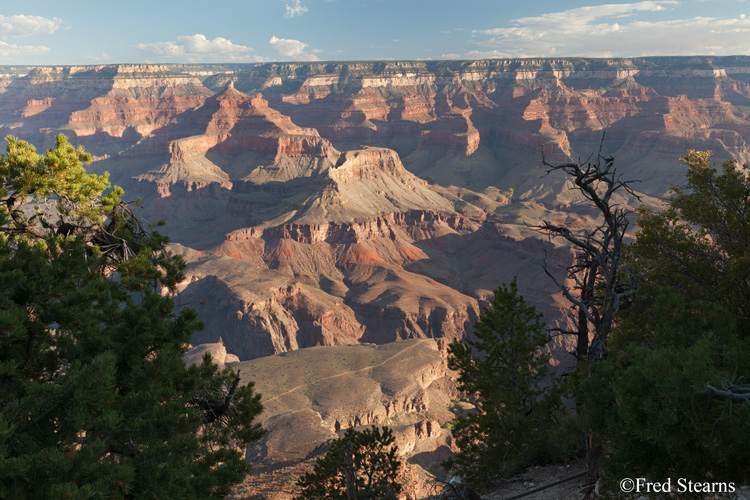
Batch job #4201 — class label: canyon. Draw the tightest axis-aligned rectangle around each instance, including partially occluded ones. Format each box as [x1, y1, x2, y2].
[3, 57, 750, 496]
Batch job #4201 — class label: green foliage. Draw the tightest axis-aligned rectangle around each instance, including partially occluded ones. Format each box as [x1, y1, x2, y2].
[295, 426, 403, 500]
[444, 278, 564, 489]
[0, 134, 183, 292]
[621, 150, 750, 333]
[583, 292, 750, 484]
[583, 150, 750, 486]
[0, 136, 264, 499]
[540, 411, 586, 464]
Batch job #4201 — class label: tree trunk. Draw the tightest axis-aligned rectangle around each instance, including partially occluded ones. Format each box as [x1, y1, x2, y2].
[577, 306, 589, 363]
[537, 148, 642, 497]
[344, 440, 357, 500]
[586, 433, 601, 493]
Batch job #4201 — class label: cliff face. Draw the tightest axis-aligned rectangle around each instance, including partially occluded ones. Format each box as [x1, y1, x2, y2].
[0, 65, 211, 158]
[218, 57, 750, 192]
[2, 57, 750, 366]
[232, 339, 460, 497]
[6, 58, 747, 496]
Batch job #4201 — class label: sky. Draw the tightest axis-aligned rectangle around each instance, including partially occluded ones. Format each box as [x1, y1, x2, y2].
[1, 0, 749, 65]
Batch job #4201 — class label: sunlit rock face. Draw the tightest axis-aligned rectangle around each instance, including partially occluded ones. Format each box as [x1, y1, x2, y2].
[3, 57, 750, 363]
[233, 339, 461, 496]
[9, 57, 750, 497]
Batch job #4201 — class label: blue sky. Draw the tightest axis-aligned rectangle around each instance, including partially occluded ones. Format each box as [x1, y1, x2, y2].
[1, 0, 749, 64]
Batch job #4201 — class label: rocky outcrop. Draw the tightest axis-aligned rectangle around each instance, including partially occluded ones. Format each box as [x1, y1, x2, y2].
[131, 86, 336, 188]
[3, 57, 750, 366]
[226, 210, 478, 247]
[0, 65, 211, 157]
[237, 339, 459, 473]
[183, 339, 240, 370]
[176, 218, 481, 360]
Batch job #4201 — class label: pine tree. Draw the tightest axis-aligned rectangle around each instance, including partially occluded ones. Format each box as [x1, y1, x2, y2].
[295, 426, 403, 500]
[584, 150, 750, 486]
[583, 292, 750, 484]
[622, 150, 750, 332]
[0, 135, 264, 499]
[444, 278, 562, 489]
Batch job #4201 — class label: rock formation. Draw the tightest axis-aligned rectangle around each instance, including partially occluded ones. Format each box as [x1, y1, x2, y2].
[184, 339, 240, 371]
[4, 57, 748, 364]
[234, 339, 459, 498]
[6, 57, 750, 498]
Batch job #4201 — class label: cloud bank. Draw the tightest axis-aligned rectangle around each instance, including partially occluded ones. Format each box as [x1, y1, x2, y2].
[0, 15, 63, 39]
[0, 40, 50, 58]
[137, 34, 264, 62]
[0, 14, 62, 60]
[468, 1, 750, 58]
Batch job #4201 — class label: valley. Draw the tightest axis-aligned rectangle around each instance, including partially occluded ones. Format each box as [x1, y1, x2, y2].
[3, 56, 750, 497]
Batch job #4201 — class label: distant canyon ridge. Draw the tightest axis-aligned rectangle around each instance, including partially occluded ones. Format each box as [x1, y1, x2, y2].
[2, 57, 750, 362]
[5, 57, 750, 496]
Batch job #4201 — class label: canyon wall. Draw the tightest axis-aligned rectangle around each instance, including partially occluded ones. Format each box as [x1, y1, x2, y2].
[6, 57, 750, 496]
[186, 338, 461, 499]
[3, 57, 749, 363]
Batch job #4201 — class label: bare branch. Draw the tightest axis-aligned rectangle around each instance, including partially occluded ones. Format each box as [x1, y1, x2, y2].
[697, 379, 750, 402]
[540, 243, 596, 324]
[536, 139, 643, 370]
[546, 328, 579, 338]
[531, 220, 600, 254]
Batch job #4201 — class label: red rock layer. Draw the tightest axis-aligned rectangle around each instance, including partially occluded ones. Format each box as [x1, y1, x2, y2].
[4, 58, 750, 363]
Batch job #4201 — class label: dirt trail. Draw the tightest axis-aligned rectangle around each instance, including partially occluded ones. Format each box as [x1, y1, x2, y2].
[261, 340, 425, 405]
[483, 460, 588, 500]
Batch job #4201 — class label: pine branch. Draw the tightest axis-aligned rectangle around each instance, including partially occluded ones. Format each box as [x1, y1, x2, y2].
[189, 371, 243, 424]
[697, 379, 750, 402]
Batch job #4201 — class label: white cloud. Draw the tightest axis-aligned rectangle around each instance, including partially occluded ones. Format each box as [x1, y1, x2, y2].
[85, 52, 110, 62]
[462, 49, 515, 59]
[0, 15, 63, 39]
[284, 0, 308, 18]
[137, 34, 264, 62]
[269, 35, 320, 60]
[469, 1, 750, 57]
[0, 40, 50, 57]
[478, 1, 676, 37]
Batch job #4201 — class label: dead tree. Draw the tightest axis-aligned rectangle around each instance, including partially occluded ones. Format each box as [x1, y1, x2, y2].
[533, 141, 642, 485]
[535, 144, 641, 365]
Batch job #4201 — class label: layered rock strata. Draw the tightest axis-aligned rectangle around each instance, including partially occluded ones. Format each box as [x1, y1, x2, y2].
[2, 57, 750, 364]
[234, 339, 459, 493]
